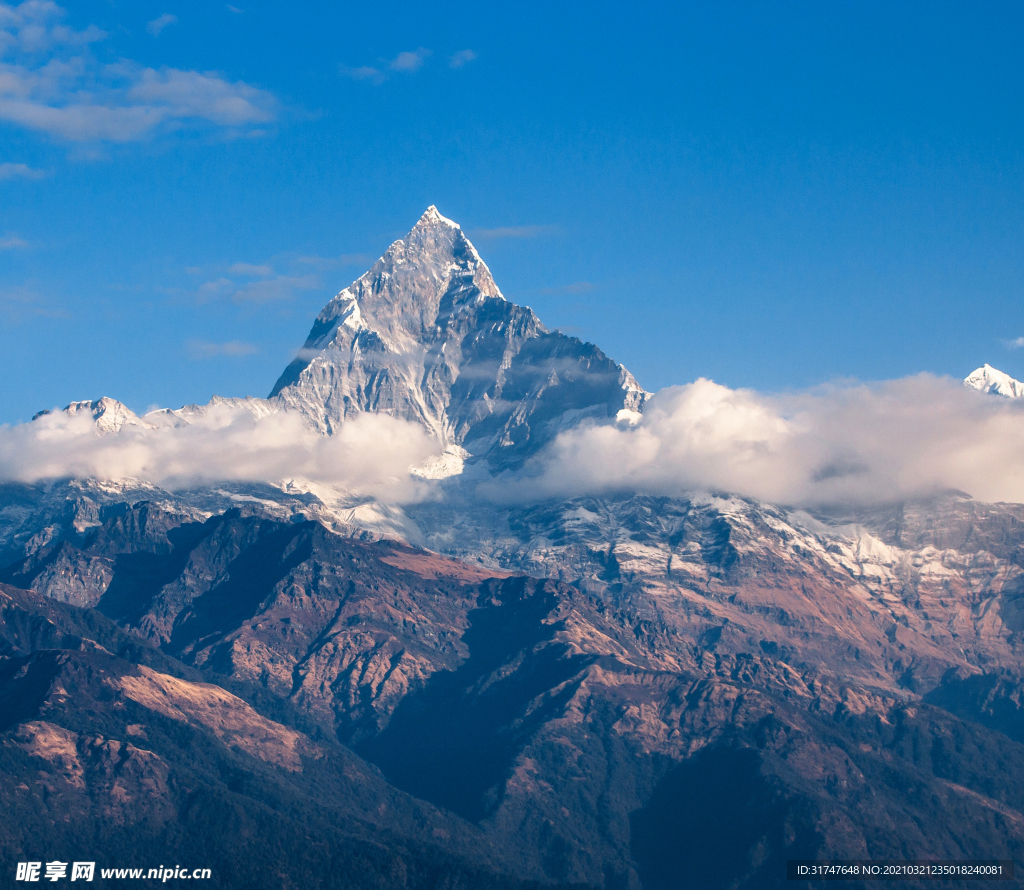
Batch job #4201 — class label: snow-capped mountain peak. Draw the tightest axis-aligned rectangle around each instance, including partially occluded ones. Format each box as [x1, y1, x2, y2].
[417, 204, 460, 230]
[964, 364, 1024, 398]
[269, 206, 647, 468]
[62, 397, 150, 433]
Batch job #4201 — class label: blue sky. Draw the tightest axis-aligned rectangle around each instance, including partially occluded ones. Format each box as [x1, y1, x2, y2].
[2, 0, 1023, 424]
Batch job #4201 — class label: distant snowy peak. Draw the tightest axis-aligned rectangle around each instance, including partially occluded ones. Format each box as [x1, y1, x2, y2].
[269, 205, 647, 469]
[62, 397, 149, 433]
[964, 364, 1024, 398]
[147, 395, 278, 426]
[50, 395, 279, 435]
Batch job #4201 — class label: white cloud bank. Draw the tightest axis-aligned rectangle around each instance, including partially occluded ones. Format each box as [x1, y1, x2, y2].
[5, 375, 1024, 510]
[0, 404, 438, 502]
[487, 375, 1024, 507]
[0, 1, 277, 141]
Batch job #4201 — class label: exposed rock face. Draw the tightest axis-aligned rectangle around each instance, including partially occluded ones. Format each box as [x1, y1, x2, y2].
[6, 525, 1024, 888]
[410, 490, 1024, 698]
[270, 207, 646, 469]
[4, 507, 511, 738]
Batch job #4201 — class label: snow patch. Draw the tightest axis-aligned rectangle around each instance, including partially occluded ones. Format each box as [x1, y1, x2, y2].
[412, 445, 469, 480]
[964, 364, 1024, 398]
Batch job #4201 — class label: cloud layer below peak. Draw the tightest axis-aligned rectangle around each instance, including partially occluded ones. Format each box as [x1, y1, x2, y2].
[0, 404, 438, 502]
[485, 375, 1024, 508]
[3, 374, 1023, 511]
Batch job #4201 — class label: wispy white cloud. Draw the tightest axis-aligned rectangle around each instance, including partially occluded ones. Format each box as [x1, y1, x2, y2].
[390, 48, 430, 72]
[228, 262, 273, 276]
[339, 64, 385, 84]
[192, 272, 317, 303]
[0, 284, 66, 320]
[483, 375, 1024, 508]
[0, 161, 45, 179]
[146, 14, 177, 37]
[125, 67, 275, 127]
[1005, 337, 1024, 350]
[296, 253, 372, 271]
[0, 2, 278, 142]
[186, 339, 258, 358]
[0, 3, 106, 52]
[185, 256, 325, 304]
[448, 49, 476, 69]
[0, 233, 27, 248]
[471, 224, 561, 239]
[540, 281, 593, 296]
[231, 273, 319, 303]
[0, 403, 438, 502]
[341, 48, 433, 84]
[194, 277, 234, 301]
